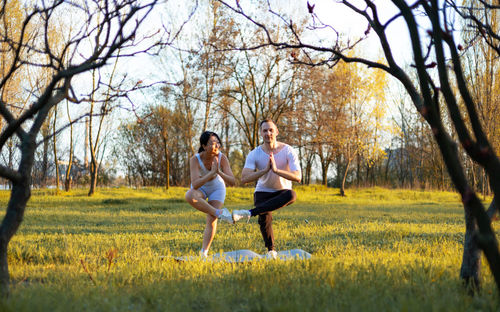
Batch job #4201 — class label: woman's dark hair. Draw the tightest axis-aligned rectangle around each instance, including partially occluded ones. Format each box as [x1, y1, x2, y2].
[198, 131, 222, 153]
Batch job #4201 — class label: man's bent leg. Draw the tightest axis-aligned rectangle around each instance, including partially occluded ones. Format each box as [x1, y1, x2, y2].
[252, 190, 297, 251]
[250, 190, 296, 216]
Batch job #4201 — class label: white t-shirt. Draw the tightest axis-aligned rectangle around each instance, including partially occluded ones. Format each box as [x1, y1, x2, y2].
[244, 143, 301, 192]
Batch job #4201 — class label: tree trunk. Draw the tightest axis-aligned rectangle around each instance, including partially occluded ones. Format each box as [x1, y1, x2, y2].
[340, 156, 353, 197]
[470, 160, 477, 190]
[0, 182, 31, 296]
[41, 136, 49, 188]
[0, 131, 35, 296]
[460, 198, 498, 293]
[164, 138, 169, 190]
[166, 156, 170, 190]
[460, 204, 481, 294]
[430, 124, 500, 293]
[356, 152, 361, 187]
[305, 158, 312, 185]
[321, 162, 328, 186]
[64, 102, 74, 192]
[87, 96, 97, 196]
[64, 176, 72, 192]
[384, 149, 392, 184]
[88, 160, 97, 196]
[84, 117, 89, 170]
[7, 140, 13, 190]
[53, 108, 60, 192]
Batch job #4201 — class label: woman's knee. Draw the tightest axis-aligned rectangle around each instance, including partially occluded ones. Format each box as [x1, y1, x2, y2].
[185, 190, 193, 202]
[185, 189, 201, 203]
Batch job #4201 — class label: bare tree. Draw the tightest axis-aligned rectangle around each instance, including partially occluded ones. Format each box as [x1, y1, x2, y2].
[52, 105, 60, 191]
[217, 0, 500, 293]
[194, 0, 232, 132]
[64, 101, 73, 191]
[87, 59, 118, 196]
[297, 65, 349, 186]
[0, 0, 169, 296]
[458, 0, 500, 197]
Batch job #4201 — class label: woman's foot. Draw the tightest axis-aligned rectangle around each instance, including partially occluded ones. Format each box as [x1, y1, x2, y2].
[216, 208, 233, 224]
[199, 249, 208, 259]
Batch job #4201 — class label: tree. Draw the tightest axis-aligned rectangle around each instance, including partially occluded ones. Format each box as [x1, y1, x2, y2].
[218, 0, 500, 293]
[0, 0, 164, 296]
[117, 99, 195, 188]
[64, 101, 74, 191]
[87, 62, 118, 196]
[52, 105, 60, 191]
[34, 18, 66, 189]
[460, 1, 500, 196]
[194, 0, 232, 132]
[217, 17, 302, 150]
[294, 65, 349, 186]
[0, 0, 31, 190]
[334, 60, 384, 194]
[353, 66, 389, 187]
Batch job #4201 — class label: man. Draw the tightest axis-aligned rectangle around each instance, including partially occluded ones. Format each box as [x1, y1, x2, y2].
[232, 119, 301, 259]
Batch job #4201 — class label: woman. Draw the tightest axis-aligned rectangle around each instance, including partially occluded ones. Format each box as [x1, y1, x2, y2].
[185, 131, 236, 258]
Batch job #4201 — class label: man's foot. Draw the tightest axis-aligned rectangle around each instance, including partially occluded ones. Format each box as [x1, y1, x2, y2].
[217, 208, 233, 224]
[266, 250, 278, 260]
[232, 210, 251, 223]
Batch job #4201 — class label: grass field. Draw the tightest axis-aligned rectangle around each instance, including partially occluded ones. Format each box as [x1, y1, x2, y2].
[0, 186, 498, 311]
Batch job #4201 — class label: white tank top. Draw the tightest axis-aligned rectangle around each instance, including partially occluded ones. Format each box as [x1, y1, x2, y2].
[195, 152, 225, 187]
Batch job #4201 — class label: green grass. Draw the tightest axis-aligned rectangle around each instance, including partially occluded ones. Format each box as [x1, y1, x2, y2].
[0, 186, 498, 311]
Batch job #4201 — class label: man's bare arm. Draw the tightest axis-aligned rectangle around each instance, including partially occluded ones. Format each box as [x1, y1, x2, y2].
[273, 169, 301, 183]
[269, 153, 301, 183]
[241, 167, 269, 184]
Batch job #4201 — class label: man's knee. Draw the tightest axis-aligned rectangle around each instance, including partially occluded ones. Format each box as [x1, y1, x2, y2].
[285, 190, 297, 205]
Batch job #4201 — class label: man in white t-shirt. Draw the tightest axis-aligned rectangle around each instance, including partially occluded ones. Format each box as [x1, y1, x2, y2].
[232, 119, 301, 259]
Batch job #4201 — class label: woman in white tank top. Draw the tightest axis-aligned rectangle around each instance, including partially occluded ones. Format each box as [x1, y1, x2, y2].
[185, 131, 236, 258]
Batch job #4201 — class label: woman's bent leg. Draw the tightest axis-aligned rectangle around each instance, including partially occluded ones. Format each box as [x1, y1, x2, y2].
[185, 189, 218, 217]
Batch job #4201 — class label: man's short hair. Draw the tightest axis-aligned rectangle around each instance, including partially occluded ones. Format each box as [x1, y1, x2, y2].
[259, 118, 275, 128]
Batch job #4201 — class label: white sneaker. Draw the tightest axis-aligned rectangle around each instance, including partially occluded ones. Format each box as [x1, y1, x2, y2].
[217, 208, 233, 224]
[232, 210, 251, 223]
[266, 250, 278, 260]
[199, 250, 208, 259]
